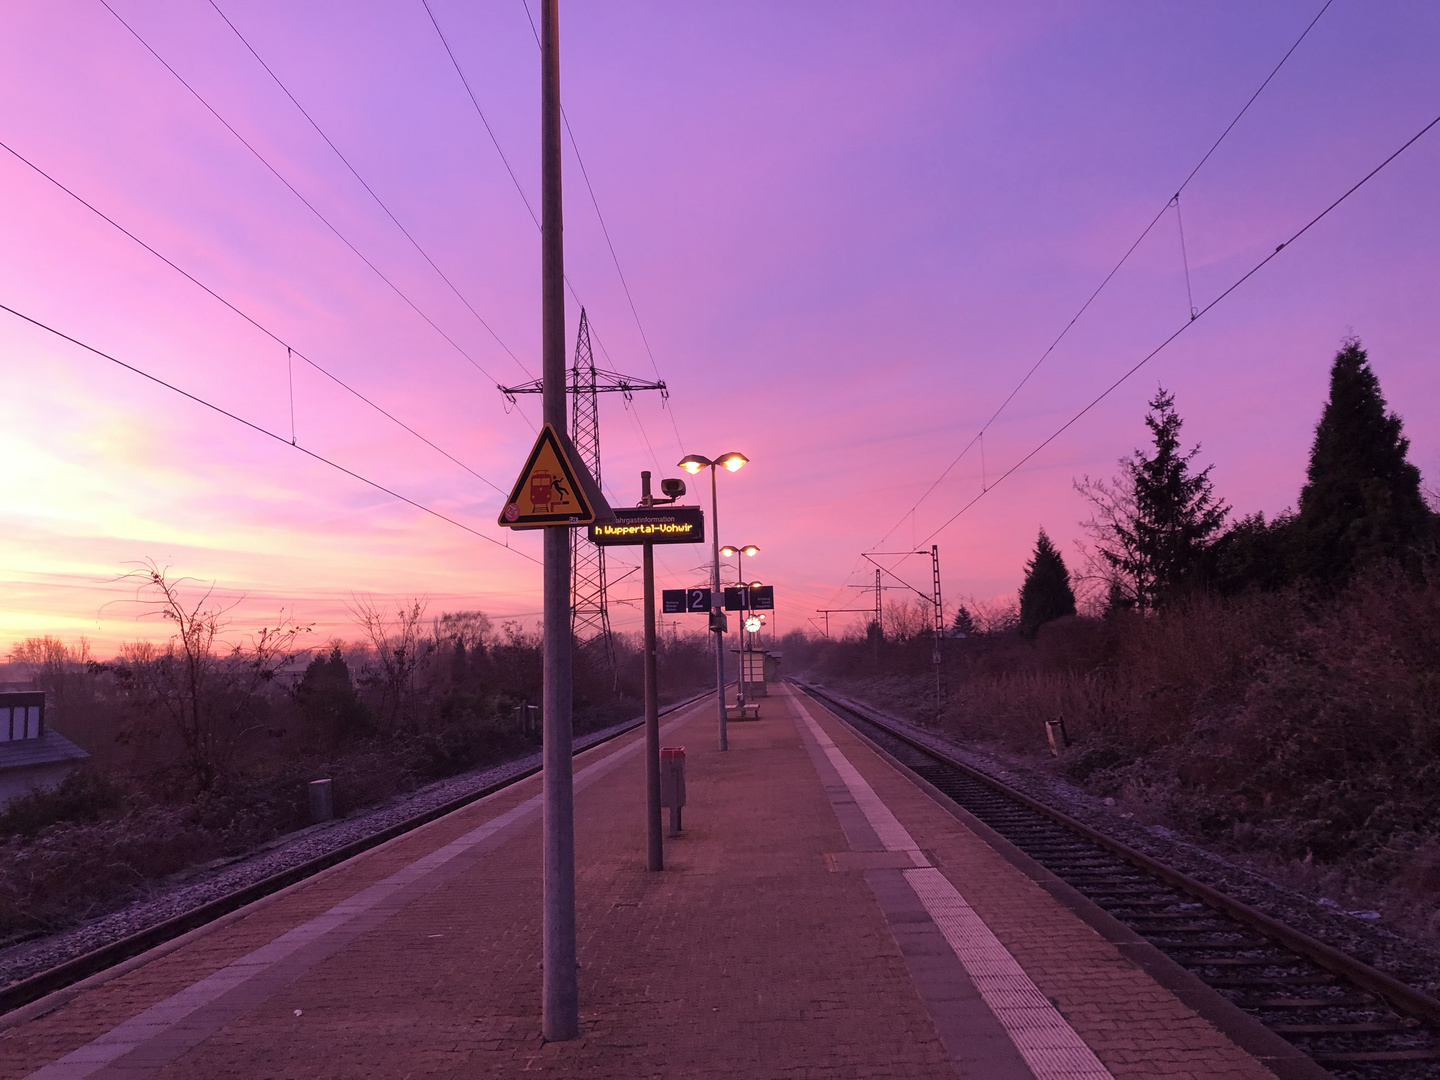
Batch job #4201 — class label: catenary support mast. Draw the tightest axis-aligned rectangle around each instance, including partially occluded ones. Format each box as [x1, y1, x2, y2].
[538, 0, 577, 1042]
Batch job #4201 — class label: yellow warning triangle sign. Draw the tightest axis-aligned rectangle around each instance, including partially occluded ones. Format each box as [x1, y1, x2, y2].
[498, 423, 610, 528]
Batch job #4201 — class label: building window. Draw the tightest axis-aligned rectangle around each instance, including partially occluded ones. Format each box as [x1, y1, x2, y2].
[0, 702, 45, 740]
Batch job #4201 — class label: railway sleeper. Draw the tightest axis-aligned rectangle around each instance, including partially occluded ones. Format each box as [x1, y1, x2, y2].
[1205, 972, 1338, 987]
[1150, 933, 1271, 946]
[1310, 1047, 1440, 1063]
[1098, 897, 1188, 910]
[1236, 995, 1378, 1009]
[1273, 1022, 1419, 1035]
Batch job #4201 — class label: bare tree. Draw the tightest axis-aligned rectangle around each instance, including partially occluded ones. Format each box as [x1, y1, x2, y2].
[436, 610, 491, 648]
[8, 635, 90, 673]
[969, 596, 1021, 635]
[349, 597, 428, 730]
[882, 599, 931, 643]
[1073, 471, 1141, 611]
[117, 562, 308, 788]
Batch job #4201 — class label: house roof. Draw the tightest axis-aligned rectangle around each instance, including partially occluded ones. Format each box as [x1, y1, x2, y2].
[0, 730, 89, 770]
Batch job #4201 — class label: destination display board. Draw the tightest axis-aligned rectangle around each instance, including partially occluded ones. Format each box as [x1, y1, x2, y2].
[588, 506, 705, 546]
[662, 587, 712, 614]
[723, 585, 775, 611]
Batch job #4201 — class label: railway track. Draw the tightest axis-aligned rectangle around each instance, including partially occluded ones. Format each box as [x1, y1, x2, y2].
[0, 692, 706, 1020]
[797, 681, 1440, 1080]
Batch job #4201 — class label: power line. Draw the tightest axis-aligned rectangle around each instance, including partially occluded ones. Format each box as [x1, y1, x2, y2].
[920, 106, 1440, 545]
[0, 137, 506, 497]
[421, 0, 612, 417]
[431, 0, 687, 459]
[207, 0, 534, 380]
[97, 0, 531, 417]
[868, 0, 1337, 553]
[0, 298, 539, 564]
[419, 0, 540, 230]
[516, 0, 690, 457]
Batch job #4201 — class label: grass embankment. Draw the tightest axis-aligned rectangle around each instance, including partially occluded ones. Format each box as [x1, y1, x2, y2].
[803, 564, 1440, 937]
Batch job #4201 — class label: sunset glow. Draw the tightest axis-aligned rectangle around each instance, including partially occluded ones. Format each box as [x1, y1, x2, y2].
[3, 0, 1437, 653]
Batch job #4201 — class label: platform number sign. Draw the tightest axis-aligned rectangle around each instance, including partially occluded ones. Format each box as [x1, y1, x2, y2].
[662, 588, 712, 614]
[723, 585, 774, 611]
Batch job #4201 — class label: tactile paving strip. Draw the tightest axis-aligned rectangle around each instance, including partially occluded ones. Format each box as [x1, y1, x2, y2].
[792, 694, 1114, 1080]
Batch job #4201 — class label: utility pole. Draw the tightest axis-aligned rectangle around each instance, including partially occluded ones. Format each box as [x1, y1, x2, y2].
[873, 568, 882, 661]
[930, 545, 945, 705]
[539, 0, 577, 1043]
[640, 471, 663, 872]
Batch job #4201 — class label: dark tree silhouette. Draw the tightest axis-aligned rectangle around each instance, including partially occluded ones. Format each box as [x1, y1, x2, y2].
[296, 645, 370, 743]
[1080, 388, 1227, 610]
[1296, 339, 1430, 587]
[1019, 528, 1076, 639]
[952, 605, 976, 636]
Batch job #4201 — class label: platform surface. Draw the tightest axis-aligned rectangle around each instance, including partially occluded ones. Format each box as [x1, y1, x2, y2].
[0, 684, 1289, 1079]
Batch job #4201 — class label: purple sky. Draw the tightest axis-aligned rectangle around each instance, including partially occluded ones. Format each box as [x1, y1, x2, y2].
[3, 0, 1438, 651]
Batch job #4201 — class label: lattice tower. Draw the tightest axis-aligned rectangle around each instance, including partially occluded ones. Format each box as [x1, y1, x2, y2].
[498, 309, 667, 678]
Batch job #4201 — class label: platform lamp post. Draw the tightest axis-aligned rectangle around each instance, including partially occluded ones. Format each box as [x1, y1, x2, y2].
[679, 452, 748, 751]
[720, 545, 759, 705]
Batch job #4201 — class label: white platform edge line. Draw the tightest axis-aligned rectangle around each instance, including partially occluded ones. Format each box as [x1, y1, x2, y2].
[790, 692, 1114, 1080]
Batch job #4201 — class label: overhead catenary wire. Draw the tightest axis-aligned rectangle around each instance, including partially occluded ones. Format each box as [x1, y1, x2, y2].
[1173, 195, 1198, 321]
[427, 1, 690, 474]
[419, 0, 540, 231]
[421, 0, 579, 323]
[0, 298, 539, 563]
[866, 0, 1337, 555]
[516, 0, 688, 457]
[0, 137, 506, 496]
[97, 0, 533, 421]
[919, 106, 1440, 546]
[208, 0, 534, 380]
[448, 0, 688, 459]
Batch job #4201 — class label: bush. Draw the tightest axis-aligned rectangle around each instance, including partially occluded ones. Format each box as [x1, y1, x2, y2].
[0, 769, 124, 839]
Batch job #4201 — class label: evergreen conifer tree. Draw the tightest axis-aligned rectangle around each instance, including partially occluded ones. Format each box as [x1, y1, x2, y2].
[1103, 388, 1228, 609]
[1019, 528, 1076, 638]
[1296, 340, 1430, 586]
[952, 606, 976, 636]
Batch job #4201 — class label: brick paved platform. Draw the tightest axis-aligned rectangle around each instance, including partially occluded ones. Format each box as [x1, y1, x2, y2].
[0, 685, 1305, 1079]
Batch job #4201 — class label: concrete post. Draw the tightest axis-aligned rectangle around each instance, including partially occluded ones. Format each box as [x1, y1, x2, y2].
[540, 0, 578, 1043]
[308, 779, 333, 824]
[641, 472, 662, 871]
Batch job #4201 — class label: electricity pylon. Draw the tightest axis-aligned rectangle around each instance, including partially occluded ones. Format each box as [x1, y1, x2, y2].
[500, 308, 666, 675]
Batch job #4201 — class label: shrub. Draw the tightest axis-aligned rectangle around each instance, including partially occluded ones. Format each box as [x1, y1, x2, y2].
[0, 769, 124, 839]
